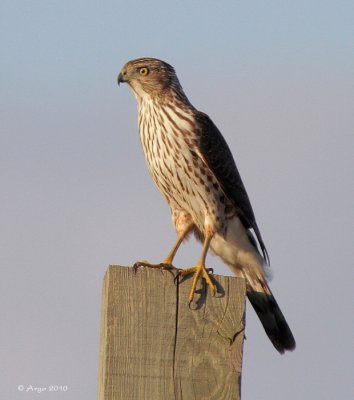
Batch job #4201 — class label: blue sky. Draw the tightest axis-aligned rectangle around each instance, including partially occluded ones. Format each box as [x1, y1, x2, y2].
[1, 1, 353, 399]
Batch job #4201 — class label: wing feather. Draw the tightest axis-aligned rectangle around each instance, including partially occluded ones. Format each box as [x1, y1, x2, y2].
[195, 111, 269, 264]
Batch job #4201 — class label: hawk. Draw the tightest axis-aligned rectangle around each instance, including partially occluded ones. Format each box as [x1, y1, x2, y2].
[118, 58, 295, 353]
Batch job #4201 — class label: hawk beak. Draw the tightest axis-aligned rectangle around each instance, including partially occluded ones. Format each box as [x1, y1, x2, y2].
[117, 71, 126, 86]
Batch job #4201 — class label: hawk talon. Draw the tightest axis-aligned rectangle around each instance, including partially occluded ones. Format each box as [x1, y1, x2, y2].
[132, 261, 178, 277]
[188, 299, 198, 310]
[133, 260, 149, 268]
[132, 262, 143, 274]
[177, 263, 217, 304]
[133, 261, 151, 274]
[159, 262, 176, 271]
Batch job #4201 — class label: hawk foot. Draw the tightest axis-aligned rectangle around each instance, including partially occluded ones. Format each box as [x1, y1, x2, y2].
[178, 263, 216, 304]
[133, 260, 178, 275]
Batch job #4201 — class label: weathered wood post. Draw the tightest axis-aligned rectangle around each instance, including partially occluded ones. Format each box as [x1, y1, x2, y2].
[97, 265, 246, 400]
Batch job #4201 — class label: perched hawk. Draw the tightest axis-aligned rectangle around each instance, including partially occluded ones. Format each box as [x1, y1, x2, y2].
[118, 58, 295, 353]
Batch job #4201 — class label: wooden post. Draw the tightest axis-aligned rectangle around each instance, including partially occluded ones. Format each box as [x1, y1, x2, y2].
[97, 265, 246, 400]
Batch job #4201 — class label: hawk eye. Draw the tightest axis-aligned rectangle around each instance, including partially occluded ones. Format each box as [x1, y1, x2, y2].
[139, 67, 149, 76]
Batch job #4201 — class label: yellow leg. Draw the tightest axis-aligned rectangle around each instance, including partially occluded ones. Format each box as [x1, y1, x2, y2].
[161, 234, 185, 265]
[134, 225, 192, 270]
[178, 234, 216, 303]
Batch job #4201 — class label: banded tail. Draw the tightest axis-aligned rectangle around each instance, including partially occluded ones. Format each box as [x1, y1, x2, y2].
[247, 281, 296, 354]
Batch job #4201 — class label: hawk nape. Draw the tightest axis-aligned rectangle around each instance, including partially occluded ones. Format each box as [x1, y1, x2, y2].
[118, 57, 295, 354]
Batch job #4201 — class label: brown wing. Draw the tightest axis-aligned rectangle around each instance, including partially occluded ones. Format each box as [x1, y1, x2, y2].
[195, 111, 269, 264]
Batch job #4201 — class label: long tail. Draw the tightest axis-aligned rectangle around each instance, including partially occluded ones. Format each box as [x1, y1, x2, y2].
[210, 228, 296, 353]
[246, 280, 296, 354]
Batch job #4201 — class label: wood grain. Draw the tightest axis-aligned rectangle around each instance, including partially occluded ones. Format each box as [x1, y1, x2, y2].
[97, 265, 246, 400]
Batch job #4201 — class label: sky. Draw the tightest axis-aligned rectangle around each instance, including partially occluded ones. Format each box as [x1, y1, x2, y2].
[1, 1, 353, 399]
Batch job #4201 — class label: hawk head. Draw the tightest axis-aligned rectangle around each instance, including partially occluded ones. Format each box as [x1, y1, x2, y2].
[118, 57, 183, 99]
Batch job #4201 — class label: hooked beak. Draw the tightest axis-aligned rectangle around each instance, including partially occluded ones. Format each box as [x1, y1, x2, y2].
[117, 71, 126, 86]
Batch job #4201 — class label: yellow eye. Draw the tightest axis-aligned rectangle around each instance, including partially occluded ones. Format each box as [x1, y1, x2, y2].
[139, 67, 149, 76]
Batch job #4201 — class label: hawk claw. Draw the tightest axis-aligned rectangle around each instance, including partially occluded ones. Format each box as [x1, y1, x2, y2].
[159, 262, 176, 270]
[133, 261, 143, 274]
[133, 261, 216, 302]
[178, 263, 217, 303]
[133, 260, 178, 276]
